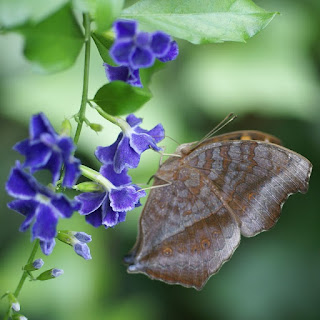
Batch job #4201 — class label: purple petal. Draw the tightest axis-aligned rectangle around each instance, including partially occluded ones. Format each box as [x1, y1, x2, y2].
[109, 185, 140, 211]
[132, 184, 147, 201]
[51, 268, 63, 277]
[33, 258, 44, 269]
[130, 132, 161, 154]
[113, 136, 140, 173]
[103, 64, 142, 87]
[40, 151, 62, 185]
[135, 31, 151, 47]
[127, 68, 143, 87]
[74, 232, 92, 243]
[13, 139, 29, 155]
[30, 113, 56, 139]
[63, 156, 81, 187]
[95, 134, 122, 164]
[110, 40, 134, 66]
[23, 142, 52, 169]
[74, 242, 92, 260]
[104, 64, 131, 82]
[158, 41, 179, 62]
[8, 199, 38, 231]
[146, 123, 165, 143]
[32, 204, 58, 241]
[126, 114, 142, 128]
[57, 136, 74, 157]
[51, 195, 79, 218]
[75, 192, 107, 215]
[114, 20, 137, 39]
[100, 164, 131, 186]
[6, 165, 37, 199]
[101, 200, 119, 228]
[40, 239, 56, 255]
[85, 207, 103, 227]
[40, 132, 56, 147]
[130, 47, 155, 69]
[117, 211, 127, 223]
[150, 31, 171, 57]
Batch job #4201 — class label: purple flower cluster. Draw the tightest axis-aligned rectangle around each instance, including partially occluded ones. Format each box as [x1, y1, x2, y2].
[6, 162, 80, 255]
[76, 114, 164, 228]
[14, 113, 81, 188]
[6, 111, 165, 253]
[104, 20, 179, 87]
[6, 114, 81, 255]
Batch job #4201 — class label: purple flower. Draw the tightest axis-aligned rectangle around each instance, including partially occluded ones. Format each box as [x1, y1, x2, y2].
[75, 164, 146, 228]
[57, 231, 92, 260]
[104, 64, 142, 87]
[96, 114, 165, 173]
[105, 19, 179, 87]
[111, 20, 178, 68]
[14, 113, 81, 188]
[6, 162, 80, 255]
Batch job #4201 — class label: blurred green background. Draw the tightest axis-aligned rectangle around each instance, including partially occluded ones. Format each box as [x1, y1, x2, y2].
[1, 0, 320, 319]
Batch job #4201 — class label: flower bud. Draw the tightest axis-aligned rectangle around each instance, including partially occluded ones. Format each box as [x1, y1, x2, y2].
[57, 231, 92, 260]
[12, 314, 28, 320]
[23, 258, 44, 271]
[89, 123, 103, 132]
[60, 119, 72, 136]
[36, 268, 64, 281]
[8, 293, 20, 311]
[73, 181, 103, 192]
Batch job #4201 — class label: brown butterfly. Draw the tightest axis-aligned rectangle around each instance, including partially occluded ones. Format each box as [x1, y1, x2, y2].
[124, 130, 312, 290]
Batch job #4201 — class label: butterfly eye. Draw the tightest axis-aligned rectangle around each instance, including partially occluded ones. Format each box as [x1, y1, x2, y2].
[201, 239, 211, 250]
[162, 247, 173, 256]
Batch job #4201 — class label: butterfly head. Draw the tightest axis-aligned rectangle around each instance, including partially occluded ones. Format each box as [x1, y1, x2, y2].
[175, 142, 198, 156]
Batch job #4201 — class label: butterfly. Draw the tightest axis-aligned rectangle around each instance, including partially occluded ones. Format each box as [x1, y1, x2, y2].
[124, 130, 312, 290]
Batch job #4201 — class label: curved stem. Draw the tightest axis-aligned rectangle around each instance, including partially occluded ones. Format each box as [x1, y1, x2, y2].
[80, 165, 115, 191]
[74, 13, 91, 144]
[3, 240, 39, 320]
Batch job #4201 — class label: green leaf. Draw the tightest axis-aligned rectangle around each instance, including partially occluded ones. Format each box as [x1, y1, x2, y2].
[94, 0, 125, 32]
[17, 4, 84, 73]
[93, 82, 152, 116]
[79, 0, 124, 32]
[0, 0, 68, 28]
[91, 31, 115, 65]
[121, 0, 278, 44]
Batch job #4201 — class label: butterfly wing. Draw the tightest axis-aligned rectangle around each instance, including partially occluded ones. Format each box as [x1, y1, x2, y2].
[126, 136, 312, 290]
[186, 139, 312, 237]
[127, 166, 241, 290]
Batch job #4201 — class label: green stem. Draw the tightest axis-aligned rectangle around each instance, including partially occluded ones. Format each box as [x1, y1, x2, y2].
[80, 165, 115, 190]
[89, 103, 129, 131]
[74, 13, 91, 145]
[3, 240, 39, 320]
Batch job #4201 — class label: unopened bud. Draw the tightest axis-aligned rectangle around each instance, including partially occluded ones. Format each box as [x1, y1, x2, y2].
[57, 231, 92, 260]
[89, 123, 103, 132]
[12, 314, 28, 320]
[8, 293, 20, 311]
[36, 268, 64, 281]
[23, 258, 44, 271]
[73, 181, 103, 192]
[60, 119, 72, 136]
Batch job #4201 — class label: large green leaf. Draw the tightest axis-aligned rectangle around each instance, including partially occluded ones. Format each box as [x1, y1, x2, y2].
[122, 0, 278, 44]
[0, 0, 68, 27]
[93, 82, 152, 116]
[79, 0, 124, 32]
[17, 4, 84, 73]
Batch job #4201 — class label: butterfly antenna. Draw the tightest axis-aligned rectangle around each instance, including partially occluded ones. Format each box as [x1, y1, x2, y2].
[165, 135, 181, 146]
[193, 113, 237, 149]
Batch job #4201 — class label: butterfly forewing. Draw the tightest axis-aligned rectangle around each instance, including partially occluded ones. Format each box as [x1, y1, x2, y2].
[126, 131, 312, 289]
[186, 140, 311, 237]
